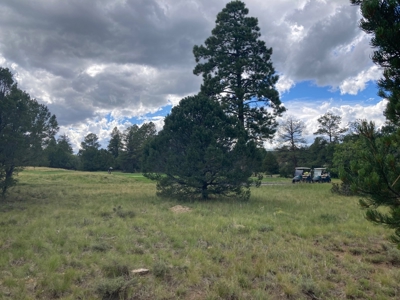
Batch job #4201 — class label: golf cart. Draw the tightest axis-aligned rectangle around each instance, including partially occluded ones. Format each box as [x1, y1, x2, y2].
[312, 168, 331, 183]
[292, 167, 312, 183]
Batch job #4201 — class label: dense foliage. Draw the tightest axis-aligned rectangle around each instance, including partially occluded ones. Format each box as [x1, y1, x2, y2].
[117, 123, 156, 173]
[45, 134, 78, 170]
[143, 94, 258, 200]
[334, 121, 400, 243]
[78, 133, 114, 172]
[0, 67, 58, 196]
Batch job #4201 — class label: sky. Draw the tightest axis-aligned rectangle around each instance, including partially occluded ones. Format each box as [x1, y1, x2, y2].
[0, 0, 386, 152]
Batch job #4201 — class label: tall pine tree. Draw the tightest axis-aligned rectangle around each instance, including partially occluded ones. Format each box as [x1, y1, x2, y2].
[193, 0, 285, 142]
[107, 127, 122, 159]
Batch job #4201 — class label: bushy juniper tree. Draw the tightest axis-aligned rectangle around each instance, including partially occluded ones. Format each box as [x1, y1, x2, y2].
[142, 94, 258, 200]
[193, 0, 285, 143]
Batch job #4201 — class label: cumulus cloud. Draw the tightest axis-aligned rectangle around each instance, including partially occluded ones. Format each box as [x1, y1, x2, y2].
[339, 65, 382, 95]
[0, 0, 385, 151]
[276, 75, 295, 95]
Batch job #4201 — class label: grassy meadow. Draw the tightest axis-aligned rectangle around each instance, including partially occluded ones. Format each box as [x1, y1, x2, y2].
[1, 168, 400, 299]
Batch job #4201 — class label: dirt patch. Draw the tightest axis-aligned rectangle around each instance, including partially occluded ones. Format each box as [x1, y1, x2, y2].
[170, 205, 191, 213]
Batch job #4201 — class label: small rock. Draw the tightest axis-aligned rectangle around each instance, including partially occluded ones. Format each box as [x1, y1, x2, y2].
[132, 268, 150, 275]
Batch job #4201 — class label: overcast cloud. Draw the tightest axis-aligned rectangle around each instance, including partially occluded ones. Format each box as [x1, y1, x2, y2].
[0, 0, 384, 151]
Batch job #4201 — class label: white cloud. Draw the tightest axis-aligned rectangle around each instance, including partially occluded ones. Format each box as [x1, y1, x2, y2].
[85, 64, 106, 77]
[276, 75, 295, 95]
[339, 65, 382, 95]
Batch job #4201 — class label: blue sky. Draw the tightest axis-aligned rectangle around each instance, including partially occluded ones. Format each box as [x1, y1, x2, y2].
[0, 0, 386, 152]
[282, 81, 380, 105]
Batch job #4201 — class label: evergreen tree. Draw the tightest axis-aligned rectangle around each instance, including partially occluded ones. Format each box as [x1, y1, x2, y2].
[119, 122, 156, 172]
[0, 67, 58, 196]
[314, 112, 347, 143]
[120, 125, 140, 172]
[262, 151, 279, 176]
[46, 134, 76, 169]
[80, 133, 100, 151]
[351, 0, 400, 124]
[78, 133, 102, 171]
[193, 0, 285, 142]
[336, 120, 400, 243]
[143, 94, 257, 200]
[306, 137, 335, 169]
[57, 134, 73, 154]
[107, 127, 122, 159]
[332, 130, 362, 179]
[98, 149, 115, 171]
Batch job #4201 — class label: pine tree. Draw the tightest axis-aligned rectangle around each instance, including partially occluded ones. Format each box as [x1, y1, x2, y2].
[118, 122, 156, 172]
[78, 133, 101, 171]
[336, 121, 400, 243]
[57, 134, 73, 154]
[193, 0, 285, 142]
[0, 67, 58, 196]
[263, 151, 279, 176]
[107, 127, 122, 159]
[143, 94, 257, 200]
[314, 112, 347, 143]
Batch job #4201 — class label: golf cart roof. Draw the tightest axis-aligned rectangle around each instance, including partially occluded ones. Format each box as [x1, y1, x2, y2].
[313, 168, 326, 170]
[295, 167, 311, 170]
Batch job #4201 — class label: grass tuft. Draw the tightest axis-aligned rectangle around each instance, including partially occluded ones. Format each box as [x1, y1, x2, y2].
[95, 277, 136, 299]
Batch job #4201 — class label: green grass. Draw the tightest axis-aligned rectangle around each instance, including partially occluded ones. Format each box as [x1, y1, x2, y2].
[1, 167, 400, 299]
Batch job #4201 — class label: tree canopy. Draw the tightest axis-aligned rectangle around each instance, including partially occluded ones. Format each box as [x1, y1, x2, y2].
[118, 122, 156, 173]
[45, 134, 77, 170]
[314, 112, 347, 143]
[143, 94, 257, 200]
[78, 133, 114, 171]
[335, 120, 400, 242]
[193, 0, 285, 142]
[0, 67, 58, 195]
[107, 127, 122, 159]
